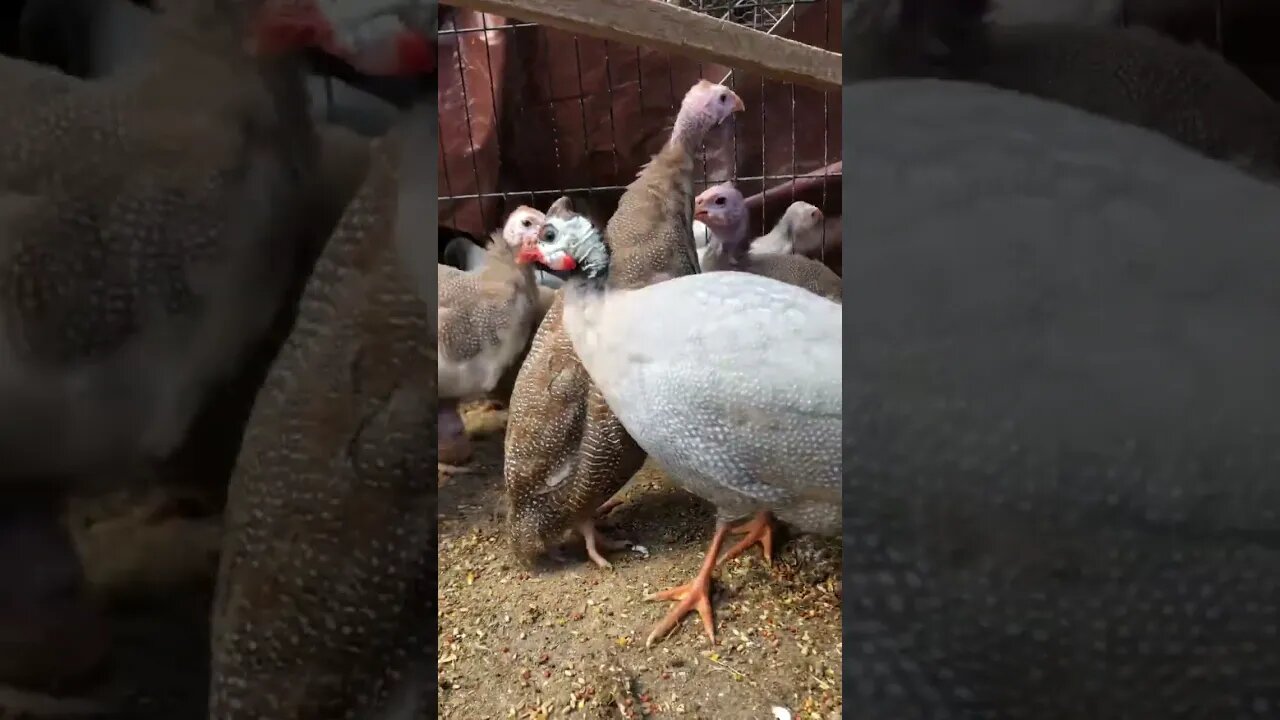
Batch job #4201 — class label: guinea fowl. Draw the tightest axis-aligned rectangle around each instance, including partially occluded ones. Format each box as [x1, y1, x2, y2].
[0, 0, 425, 711]
[504, 79, 743, 568]
[516, 212, 841, 646]
[0, 0, 432, 488]
[209, 14, 435, 720]
[695, 183, 842, 301]
[748, 200, 824, 257]
[442, 225, 566, 289]
[843, 14, 1280, 716]
[872, 0, 1280, 178]
[442, 233, 489, 271]
[438, 205, 544, 471]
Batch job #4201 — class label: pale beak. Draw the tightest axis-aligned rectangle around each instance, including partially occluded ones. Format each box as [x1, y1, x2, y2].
[730, 92, 745, 113]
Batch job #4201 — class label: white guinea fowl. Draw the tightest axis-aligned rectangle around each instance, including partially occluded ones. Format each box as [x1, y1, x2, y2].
[516, 212, 841, 646]
[691, 217, 712, 263]
[750, 201, 824, 257]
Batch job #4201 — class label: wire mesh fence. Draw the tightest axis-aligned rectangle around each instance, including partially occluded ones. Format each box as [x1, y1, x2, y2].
[437, 0, 841, 262]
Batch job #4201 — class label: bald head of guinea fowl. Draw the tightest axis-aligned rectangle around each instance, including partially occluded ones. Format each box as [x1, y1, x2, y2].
[516, 215, 611, 283]
[669, 80, 744, 152]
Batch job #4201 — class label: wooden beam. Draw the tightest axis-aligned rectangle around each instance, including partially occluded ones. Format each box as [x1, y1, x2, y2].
[441, 0, 841, 92]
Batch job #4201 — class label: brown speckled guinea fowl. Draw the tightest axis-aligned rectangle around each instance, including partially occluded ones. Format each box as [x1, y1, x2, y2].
[0, 0, 336, 488]
[695, 183, 842, 302]
[207, 5, 435, 720]
[0, 1, 409, 710]
[503, 80, 744, 568]
[437, 206, 543, 470]
[209, 99, 435, 720]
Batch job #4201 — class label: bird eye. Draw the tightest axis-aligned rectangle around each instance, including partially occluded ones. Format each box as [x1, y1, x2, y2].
[719, 93, 727, 103]
[543, 228, 557, 242]
[522, 219, 533, 227]
[714, 197, 726, 205]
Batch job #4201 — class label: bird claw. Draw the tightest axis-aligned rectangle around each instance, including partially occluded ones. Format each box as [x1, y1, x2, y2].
[578, 521, 632, 569]
[644, 577, 716, 648]
[437, 462, 478, 478]
[718, 511, 775, 567]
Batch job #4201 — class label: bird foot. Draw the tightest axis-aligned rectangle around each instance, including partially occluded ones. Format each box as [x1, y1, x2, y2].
[437, 462, 479, 479]
[644, 572, 716, 648]
[576, 521, 632, 569]
[717, 511, 775, 566]
[644, 524, 731, 647]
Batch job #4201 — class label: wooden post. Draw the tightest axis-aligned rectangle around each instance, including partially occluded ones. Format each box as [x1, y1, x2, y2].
[441, 0, 841, 92]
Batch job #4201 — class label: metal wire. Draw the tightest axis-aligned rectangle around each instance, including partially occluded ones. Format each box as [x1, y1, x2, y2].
[439, 0, 840, 256]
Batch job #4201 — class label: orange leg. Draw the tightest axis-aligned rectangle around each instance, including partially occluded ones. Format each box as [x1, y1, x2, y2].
[644, 522, 730, 647]
[717, 511, 775, 566]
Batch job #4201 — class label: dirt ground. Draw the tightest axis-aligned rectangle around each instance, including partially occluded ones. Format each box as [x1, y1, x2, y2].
[61, 487, 219, 719]
[438, 405, 843, 720]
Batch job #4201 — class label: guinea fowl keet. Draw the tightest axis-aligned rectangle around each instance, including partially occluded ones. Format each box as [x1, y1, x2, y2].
[695, 183, 842, 302]
[749, 200, 824, 257]
[503, 80, 742, 569]
[516, 212, 841, 647]
[437, 206, 544, 471]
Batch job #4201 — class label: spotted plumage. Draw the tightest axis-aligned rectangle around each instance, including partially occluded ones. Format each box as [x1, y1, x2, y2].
[695, 184, 842, 302]
[533, 230, 842, 535]
[870, 0, 1280, 178]
[504, 80, 744, 566]
[843, 72, 1280, 717]
[437, 207, 541, 401]
[209, 99, 435, 719]
[0, 0, 316, 486]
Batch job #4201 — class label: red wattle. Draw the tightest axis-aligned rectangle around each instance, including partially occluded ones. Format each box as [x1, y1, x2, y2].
[395, 31, 436, 75]
[515, 246, 542, 265]
[559, 256, 578, 271]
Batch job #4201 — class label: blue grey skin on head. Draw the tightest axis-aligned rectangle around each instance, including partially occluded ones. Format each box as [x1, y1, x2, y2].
[843, 76, 1280, 717]
[530, 215, 611, 282]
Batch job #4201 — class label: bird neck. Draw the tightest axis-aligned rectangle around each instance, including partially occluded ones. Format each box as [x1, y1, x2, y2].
[708, 215, 751, 262]
[392, 96, 437, 304]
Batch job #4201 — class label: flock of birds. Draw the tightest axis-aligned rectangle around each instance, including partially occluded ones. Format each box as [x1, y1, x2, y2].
[8, 0, 1280, 714]
[437, 79, 843, 646]
[0, 0, 440, 717]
